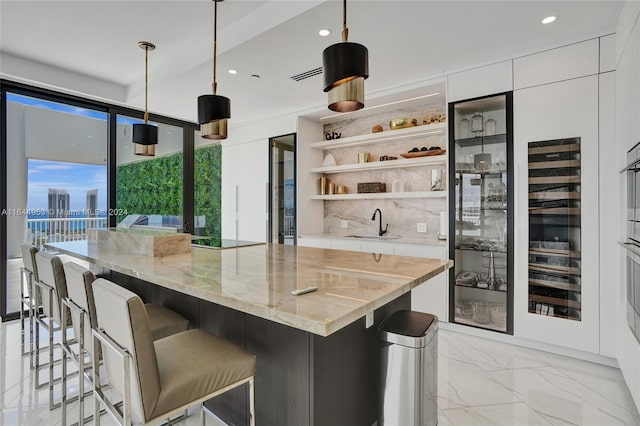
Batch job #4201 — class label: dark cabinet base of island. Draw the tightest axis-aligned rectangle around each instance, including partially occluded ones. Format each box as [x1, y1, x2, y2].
[106, 270, 411, 426]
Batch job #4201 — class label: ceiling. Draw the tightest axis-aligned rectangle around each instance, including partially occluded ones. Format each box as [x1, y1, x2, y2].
[0, 1, 623, 126]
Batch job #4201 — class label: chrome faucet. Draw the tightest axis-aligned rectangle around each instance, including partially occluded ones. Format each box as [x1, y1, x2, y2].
[371, 208, 389, 236]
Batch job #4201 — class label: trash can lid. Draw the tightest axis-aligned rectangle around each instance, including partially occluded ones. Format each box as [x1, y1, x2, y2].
[379, 310, 435, 337]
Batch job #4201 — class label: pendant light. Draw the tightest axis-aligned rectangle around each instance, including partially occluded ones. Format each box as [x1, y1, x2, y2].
[132, 41, 158, 156]
[198, 0, 230, 140]
[322, 0, 369, 112]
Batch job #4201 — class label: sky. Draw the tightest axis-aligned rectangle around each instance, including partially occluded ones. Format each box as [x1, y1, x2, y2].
[7, 92, 142, 216]
[27, 159, 107, 214]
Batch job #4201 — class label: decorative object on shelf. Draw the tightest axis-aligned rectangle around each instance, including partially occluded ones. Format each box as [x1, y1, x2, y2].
[389, 118, 418, 130]
[401, 148, 445, 158]
[319, 176, 328, 195]
[322, 0, 369, 112]
[357, 182, 386, 193]
[438, 211, 447, 240]
[132, 41, 158, 156]
[198, 0, 231, 140]
[460, 117, 470, 139]
[391, 180, 405, 193]
[372, 124, 383, 133]
[379, 155, 397, 161]
[472, 301, 491, 324]
[455, 271, 477, 286]
[485, 117, 497, 136]
[357, 152, 369, 163]
[325, 131, 342, 140]
[423, 114, 446, 125]
[471, 112, 484, 134]
[323, 153, 337, 166]
[337, 185, 347, 194]
[487, 250, 497, 290]
[328, 182, 335, 194]
[431, 168, 443, 191]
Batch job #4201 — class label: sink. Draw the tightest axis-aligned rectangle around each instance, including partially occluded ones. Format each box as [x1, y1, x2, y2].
[343, 234, 401, 240]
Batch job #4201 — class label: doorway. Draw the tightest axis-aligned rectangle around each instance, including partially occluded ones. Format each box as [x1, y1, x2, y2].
[269, 134, 296, 245]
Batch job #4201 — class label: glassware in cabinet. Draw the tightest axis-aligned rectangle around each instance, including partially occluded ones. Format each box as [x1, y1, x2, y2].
[448, 92, 513, 334]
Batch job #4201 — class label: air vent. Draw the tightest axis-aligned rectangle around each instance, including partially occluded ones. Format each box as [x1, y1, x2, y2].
[290, 66, 323, 82]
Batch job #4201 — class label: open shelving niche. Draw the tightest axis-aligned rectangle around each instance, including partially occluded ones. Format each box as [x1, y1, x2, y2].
[296, 81, 448, 238]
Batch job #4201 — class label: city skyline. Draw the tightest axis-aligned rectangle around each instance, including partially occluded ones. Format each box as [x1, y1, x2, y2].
[28, 159, 107, 214]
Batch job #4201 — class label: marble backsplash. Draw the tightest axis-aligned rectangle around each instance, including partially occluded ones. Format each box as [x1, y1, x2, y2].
[324, 197, 447, 239]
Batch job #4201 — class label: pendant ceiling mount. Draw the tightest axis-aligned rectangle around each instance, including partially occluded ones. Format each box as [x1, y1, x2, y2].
[198, 0, 230, 140]
[322, 0, 369, 112]
[133, 41, 158, 156]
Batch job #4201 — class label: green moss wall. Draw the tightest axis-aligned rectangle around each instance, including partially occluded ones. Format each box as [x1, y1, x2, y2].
[116, 144, 221, 237]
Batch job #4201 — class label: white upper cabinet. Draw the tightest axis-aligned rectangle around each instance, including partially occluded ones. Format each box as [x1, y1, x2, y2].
[514, 39, 599, 89]
[448, 60, 513, 102]
[599, 34, 616, 73]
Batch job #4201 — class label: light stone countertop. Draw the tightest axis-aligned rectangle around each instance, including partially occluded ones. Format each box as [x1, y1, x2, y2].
[46, 241, 452, 337]
[299, 233, 447, 246]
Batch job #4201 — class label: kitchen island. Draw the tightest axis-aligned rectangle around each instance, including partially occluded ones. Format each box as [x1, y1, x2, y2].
[46, 240, 451, 426]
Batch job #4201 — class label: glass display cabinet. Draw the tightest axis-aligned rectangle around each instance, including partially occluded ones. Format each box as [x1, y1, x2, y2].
[528, 138, 581, 320]
[448, 92, 513, 334]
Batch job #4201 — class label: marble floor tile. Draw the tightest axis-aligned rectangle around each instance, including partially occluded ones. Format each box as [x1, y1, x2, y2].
[440, 332, 549, 372]
[488, 366, 639, 425]
[438, 357, 522, 409]
[2, 319, 640, 426]
[444, 402, 552, 426]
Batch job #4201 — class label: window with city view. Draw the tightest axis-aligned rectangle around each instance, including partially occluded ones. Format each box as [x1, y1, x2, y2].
[26, 159, 107, 245]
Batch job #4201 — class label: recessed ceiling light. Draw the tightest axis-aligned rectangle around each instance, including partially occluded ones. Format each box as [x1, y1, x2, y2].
[542, 16, 556, 24]
[319, 29, 331, 37]
[228, 69, 238, 75]
[87, 135, 93, 138]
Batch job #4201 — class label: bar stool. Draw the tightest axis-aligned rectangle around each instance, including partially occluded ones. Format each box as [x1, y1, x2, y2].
[19, 244, 39, 365]
[33, 250, 73, 410]
[91, 278, 256, 426]
[61, 262, 190, 425]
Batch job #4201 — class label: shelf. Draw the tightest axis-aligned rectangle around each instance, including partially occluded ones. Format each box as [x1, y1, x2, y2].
[310, 191, 446, 201]
[454, 133, 506, 147]
[529, 207, 580, 215]
[528, 144, 580, 155]
[455, 169, 507, 175]
[528, 159, 580, 170]
[528, 192, 580, 200]
[529, 263, 580, 276]
[310, 122, 446, 150]
[454, 316, 506, 332]
[529, 248, 581, 258]
[455, 283, 508, 293]
[455, 247, 507, 254]
[529, 176, 581, 184]
[528, 309, 579, 320]
[529, 294, 581, 309]
[529, 278, 581, 293]
[310, 154, 446, 174]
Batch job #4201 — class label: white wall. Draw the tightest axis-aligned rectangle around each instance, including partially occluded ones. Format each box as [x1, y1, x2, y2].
[615, 2, 640, 410]
[221, 114, 296, 242]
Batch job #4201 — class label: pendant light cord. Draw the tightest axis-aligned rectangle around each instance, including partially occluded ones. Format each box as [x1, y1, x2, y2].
[144, 45, 149, 123]
[342, 0, 348, 42]
[212, 0, 218, 95]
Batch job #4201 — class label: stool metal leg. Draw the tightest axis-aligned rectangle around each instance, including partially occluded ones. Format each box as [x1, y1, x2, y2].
[249, 378, 255, 426]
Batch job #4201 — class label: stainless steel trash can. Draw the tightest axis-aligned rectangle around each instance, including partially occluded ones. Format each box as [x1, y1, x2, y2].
[379, 310, 438, 426]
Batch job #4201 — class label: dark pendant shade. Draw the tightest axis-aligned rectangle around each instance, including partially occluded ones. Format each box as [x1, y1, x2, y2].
[132, 123, 158, 145]
[198, 94, 231, 124]
[322, 42, 369, 92]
